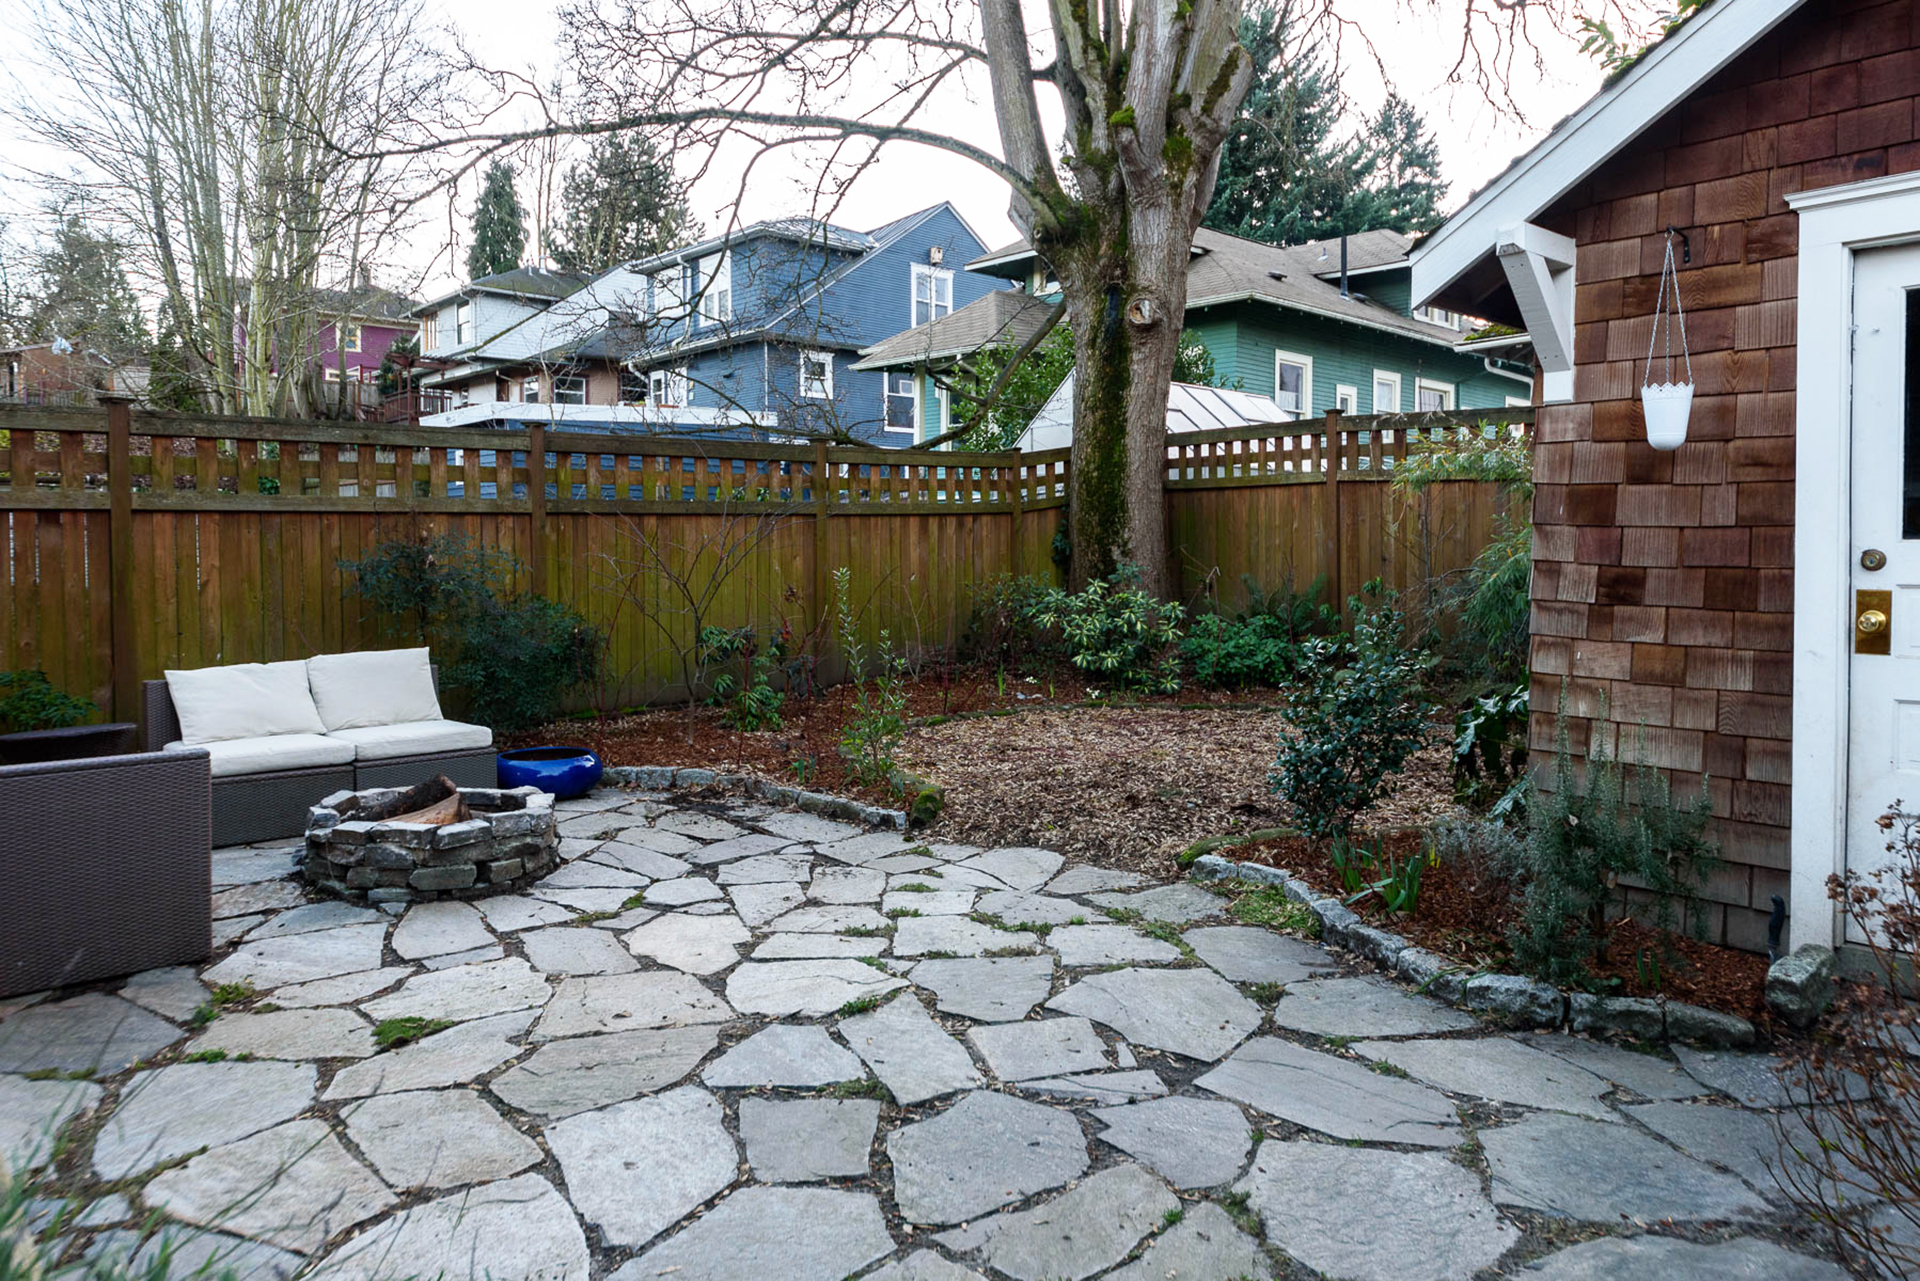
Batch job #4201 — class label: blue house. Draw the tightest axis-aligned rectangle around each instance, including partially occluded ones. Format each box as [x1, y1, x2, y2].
[423, 204, 1007, 445]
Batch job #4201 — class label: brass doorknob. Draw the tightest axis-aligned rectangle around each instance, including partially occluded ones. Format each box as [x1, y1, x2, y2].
[1860, 609, 1890, 634]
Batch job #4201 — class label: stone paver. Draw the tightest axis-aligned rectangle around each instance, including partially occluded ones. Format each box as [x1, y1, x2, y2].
[1269, 976, 1478, 1037]
[317, 1174, 590, 1280]
[1482, 1111, 1774, 1221]
[1240, 1142, 1518, 1281]
[1047, 967, 1260, 1060]
[143, 1119, 395, 1254]
[490, 1024, 720, 1118]
[739, 1096, 880, 1180]
[968, 1016, 1109, 1081]
[612, 1186, 895, 1281]
[934, 1163, 1175, 1281]
[24, 787, 1812, 1281]
[888, 1091, 1088, 1224]
[840, 994, 982, 1104]
[702, 1023, 865, 1088]
[910, 955, 1054, 1021]
[1091, 1095, 1253, 1188]
[1624, 1099, 1836, 1194]
[547, 1086, 739, 1248]
[1354, 1036, 1615, 1119]
[1198, 1036, 1463, 1146]
[1518, 1235, 1851, 1279]
[1182, 925, 1337, 983]
[342, 1088, 542, 1188]
[92, 1061, 316, 1179]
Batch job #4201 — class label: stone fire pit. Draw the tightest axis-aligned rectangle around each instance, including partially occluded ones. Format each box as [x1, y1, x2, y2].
[303, 783, 558, 904]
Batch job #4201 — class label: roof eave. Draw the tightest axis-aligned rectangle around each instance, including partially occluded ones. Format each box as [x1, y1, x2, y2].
[1185, 291, 1464, 347]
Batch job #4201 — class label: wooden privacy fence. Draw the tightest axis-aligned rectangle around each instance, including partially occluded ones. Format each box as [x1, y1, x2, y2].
[0, 401, 1532, 719]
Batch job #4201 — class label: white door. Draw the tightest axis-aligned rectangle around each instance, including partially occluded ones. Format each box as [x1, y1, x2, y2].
[1845, 243, 1920, 941]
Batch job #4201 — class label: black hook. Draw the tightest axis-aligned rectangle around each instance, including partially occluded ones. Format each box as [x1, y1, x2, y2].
[1666, 225, 1692, 265]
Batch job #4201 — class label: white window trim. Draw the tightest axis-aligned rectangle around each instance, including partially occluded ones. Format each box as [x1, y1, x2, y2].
[911, 263, 954, 327]
[925, 383, 950, 445]
[649, 367, 690, 408]
[1415, 377, 1456, 411]
[1335, 384, 1359, 415]
[552, 372, 588, 405]
[800, 350, 834, 400]
[342, 323, 362, 353]
[1505, 394, 1533, 408]
[1272, 350, 1313, 415]
[698, 251, 732, 325]
[1787, 168, 1920, 950]
[1371, 370, 1402, 414]
[455, 301, 473, 346]
[882, 372, 917, 435]
[520, 375, 540, 403]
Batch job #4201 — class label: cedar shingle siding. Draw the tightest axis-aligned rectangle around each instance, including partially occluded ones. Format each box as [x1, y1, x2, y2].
[1530, 0, 1920, 951]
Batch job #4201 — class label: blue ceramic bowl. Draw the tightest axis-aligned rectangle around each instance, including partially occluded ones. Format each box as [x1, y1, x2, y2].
[497, 746, 604, 800]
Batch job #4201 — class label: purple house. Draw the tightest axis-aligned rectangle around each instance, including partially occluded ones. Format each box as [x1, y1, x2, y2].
[309, 283, 421, 413]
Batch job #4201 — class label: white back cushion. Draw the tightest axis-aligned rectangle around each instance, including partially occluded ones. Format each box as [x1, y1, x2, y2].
[164, 660, 327, 744]
[306, 648, 443, 730]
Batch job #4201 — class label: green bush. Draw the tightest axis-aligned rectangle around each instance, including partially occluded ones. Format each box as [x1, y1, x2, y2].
[964, 574, 1061, 674]
[1506, 702, 1719, 986]
[1447, 516, 1532, 684]
[1453, 682, 1531, 815]
[0, 670, 96, 735]
[344, 532, 603, 733]
[1269, 590, 1434, 841]
[834, 568, 909, 787]
[1030, 565, 1183, 694]
[700, 625, 786, 731]
[1180, 614, 1299, 688]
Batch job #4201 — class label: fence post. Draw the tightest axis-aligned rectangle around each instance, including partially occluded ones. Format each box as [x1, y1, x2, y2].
[527, 423, 547, 597]
[1324, 407, 1343, 612]
[102, 395, 138, 722]
[813, 439, 832, 642]
[1009, 455, 1025, 579]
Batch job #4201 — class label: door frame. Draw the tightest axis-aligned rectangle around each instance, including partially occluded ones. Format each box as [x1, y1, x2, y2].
[1787, 170, 1920, 951]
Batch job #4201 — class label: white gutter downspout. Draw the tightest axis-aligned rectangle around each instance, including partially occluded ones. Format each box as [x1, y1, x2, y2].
[1483, 357, 1534, 392]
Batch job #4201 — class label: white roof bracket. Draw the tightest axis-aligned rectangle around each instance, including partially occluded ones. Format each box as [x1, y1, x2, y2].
[1496, 223, 1577, 402]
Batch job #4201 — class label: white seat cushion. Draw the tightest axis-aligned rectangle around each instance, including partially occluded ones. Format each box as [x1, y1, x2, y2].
[325, 720, 493, 762]
[165, 733, 356, 779]
[306, 648, 443, 731]
[164, 661, 326, 744]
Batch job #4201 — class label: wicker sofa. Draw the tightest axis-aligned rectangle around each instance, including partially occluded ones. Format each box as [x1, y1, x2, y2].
[142, 648, 496, 846]
[0, 747, 213, 997]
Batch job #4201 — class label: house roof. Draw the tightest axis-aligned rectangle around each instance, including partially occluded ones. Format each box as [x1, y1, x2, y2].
[410, 267, 589, 317]
[309, 284, 422, 324]
[621, 217, 875, 275]
[851, 288, 1053, 370]
[1018, 374, 1297, 450]
[961, 226, 1463, 347]
[1410, 0, 1810, 317]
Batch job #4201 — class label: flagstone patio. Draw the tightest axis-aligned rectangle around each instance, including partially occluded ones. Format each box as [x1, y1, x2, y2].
[0, 785, 1855, 1279]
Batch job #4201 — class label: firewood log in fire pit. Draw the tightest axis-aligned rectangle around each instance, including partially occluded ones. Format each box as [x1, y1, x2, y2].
[385, 774, 472, 827]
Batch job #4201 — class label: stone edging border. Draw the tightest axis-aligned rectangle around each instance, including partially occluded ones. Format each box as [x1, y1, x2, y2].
[603, 765, 913, 831]
[1187, 850, 1762, 1049]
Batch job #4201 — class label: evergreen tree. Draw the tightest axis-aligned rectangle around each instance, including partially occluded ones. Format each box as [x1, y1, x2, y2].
[148, 298, 203, 412]
[377, 333, 421, 396]
[26, 206, 148, 359]
[467, 161, 528, 279]
[550, 133, 698, 274]
[1205, 4, 1448, 244]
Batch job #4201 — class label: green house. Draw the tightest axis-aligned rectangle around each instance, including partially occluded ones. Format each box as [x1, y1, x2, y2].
[854, 227, 1533, 441]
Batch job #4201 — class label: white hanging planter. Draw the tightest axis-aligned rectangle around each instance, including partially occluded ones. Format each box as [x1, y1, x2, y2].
[1640, 230, 1694, 451]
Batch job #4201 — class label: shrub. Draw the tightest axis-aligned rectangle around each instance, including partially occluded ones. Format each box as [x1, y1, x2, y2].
[1269, 591, 1434, 842]
[1777, 802, 1920, 1277]
[344, 532, 603, 733]
[964, 574, 1060, 674]
[1452, 682, 1531, 815]
[1180, 613, 1298, 688]
[1429, 817, 1527, 920]
[1029, 564, 1183, 694]
[700, 625, 786, 731]
[1446, 516, 1532, 684]
[834, 568, 909, 787]
[0, 670, 96, 735]
[1505, 703, 1718, 985]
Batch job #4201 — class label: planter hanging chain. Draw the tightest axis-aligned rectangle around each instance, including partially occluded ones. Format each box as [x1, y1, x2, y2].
[1640, 229, 1696, 450]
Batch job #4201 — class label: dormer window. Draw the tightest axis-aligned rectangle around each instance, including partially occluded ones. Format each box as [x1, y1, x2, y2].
[1414, 304, 1457, 328]
[912, 263, 952, 326]
[698, 251, 732, 325]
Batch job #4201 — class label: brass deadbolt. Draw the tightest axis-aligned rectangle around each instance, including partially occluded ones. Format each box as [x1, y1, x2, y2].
[1863, 548, 1888, 571]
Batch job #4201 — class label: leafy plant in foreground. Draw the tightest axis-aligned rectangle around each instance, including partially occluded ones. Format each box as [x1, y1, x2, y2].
[700, 625, 786, 731]
[1030, 563, 1183, 694]
[0, 669, 96, 735]
[1453, 682, 1530, 814]
[1269, 587, 1434, 841]
[834, 568, 909, 788]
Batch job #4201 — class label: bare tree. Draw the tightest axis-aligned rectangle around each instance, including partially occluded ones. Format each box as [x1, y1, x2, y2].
[11, 0, 461, 416]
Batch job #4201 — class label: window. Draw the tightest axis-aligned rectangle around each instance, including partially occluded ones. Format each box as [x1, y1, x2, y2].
[552, 372, 588, 405]
[1414, 305, 1458, 328]
[653, 268, 684, 320]
[1335, 385, 1358, 415]
[455, 301, 473, 346]
[341, 323, 362, 353]
[521, 376, 540, 404]
[1272, 350, 1313, 413]
[323, 366, 341, 382]
[649, 368, 689, 408]
[911, 264, 953, 326]
[884, 372, 916, 433]
[421, 313, 438, 350]
[1416, 378, 1456, 411]
[1372, 370, 1402, 413]
[800, 350, 834, 400]
[697, 252, 732, 325]
[619, 368, 647, 404]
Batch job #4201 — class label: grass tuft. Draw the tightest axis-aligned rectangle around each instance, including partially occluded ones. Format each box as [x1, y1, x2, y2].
[837, 995, 884, 1017]
[373, 1016, 454, 1050]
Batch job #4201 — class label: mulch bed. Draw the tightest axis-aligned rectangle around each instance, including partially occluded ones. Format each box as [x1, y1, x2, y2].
[1240, 830, 1772, 1021]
